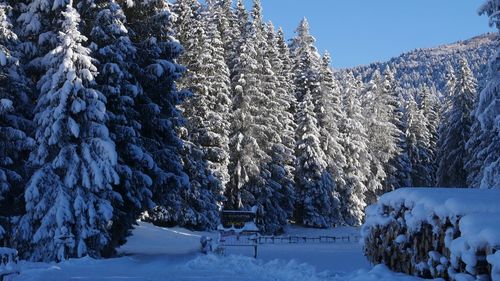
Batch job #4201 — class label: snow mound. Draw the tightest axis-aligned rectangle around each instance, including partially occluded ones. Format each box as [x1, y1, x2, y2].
[344, 265, 440, 281]
[117, 222, 208, 255]
[185, 254, 329, 281]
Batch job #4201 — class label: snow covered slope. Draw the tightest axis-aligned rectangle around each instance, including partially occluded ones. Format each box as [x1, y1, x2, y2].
[344, 33, 496, 94]
[11, 222, 438, 281]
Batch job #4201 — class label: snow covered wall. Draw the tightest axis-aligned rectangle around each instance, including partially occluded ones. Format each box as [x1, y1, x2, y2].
[361, 188, 500, 281]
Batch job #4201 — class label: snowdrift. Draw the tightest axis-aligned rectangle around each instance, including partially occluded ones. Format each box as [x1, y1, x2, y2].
[361, 188, 500, 281]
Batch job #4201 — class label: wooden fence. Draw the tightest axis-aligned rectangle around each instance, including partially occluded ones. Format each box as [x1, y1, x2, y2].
[256, 235, 360, 245]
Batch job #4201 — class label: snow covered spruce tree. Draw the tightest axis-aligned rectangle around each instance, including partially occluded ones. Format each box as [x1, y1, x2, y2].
[291, 18, 341, 227]
[225, 5, 265, 212]
[317, 52, 346, 217]
[17, 1, 120, 261]
[209, 0, 248, 75]
[77, 0, 157, 255]
[361, 69, 401, 202]
[289, 18, 319, 81]
[225, 0, 295, 233]
[465, 108, 488, 188]
[359, 71, 383, 198]
[276, 27, 295, 111]
[405, 93, 435, 187]
[124, 0, 220, 230]
[0, 0, 34, 247]
[172, 0, 202, 57]
[465, 0, 500, 189]
[208, 0, 239, 69]
[294, 83, 337, 228]
[418, 85, 440, 185]
[259, 21, 296, 233]
[436, 58, 477, 187]
[173, 0, 230, 205]
[339, 73, 371, 226]
[385, 69, 412, 190]
[267, 24, 296, 181]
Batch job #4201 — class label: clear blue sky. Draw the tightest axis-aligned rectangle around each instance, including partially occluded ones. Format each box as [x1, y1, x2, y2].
[239, 0, 494, 69]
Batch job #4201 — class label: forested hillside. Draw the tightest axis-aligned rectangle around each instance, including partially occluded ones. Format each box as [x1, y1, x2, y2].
[346, 33, 496, 95]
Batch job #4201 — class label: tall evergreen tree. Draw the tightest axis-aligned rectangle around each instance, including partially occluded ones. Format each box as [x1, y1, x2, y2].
[291, 19, 339, 227]
[17, 1, 119, 261]
[339, 73, 371, 226]
[405, 94, 434, 187]
[290, 18, 320, 102]
[78, 0, 156, 255]
[225, 1, 294, 233]
[362, 68, 402, 200]
[207, 0, 238, 66]
[171, 0, 230, 229]
[294, 88, 336, 227]
[467, 0, 500, 188]
[360, 71, 384, 197]
[276, 27, 295, 113]
[123, 0, 216, 229]
[417, 85, 440, 186]
[226, 0, 248, 73]
[385, 69, 412, 190]
[436, 58, 477, 187]
[398, 93, 412, 185]
[267, 24, 296, 183]
[198, 4, 232, 194]
[316, 52, 345, 223]
[257, 21, 296, 233]
[0, 0, 34, 247]
[226, 0, 268, 211]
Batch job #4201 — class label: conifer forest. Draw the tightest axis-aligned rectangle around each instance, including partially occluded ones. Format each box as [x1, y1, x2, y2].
[0, 1, 500, 279]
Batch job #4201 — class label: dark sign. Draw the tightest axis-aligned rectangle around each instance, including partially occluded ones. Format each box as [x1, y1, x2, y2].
[221, 210, 256, 228]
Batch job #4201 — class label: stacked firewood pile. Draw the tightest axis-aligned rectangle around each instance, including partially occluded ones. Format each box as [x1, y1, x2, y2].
[362, 188, 500, 281]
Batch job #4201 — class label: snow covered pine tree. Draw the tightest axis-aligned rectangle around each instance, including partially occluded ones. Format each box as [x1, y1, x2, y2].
[468, 0, 500, 188]
[339, 73, 371, 226]
[77, 0, 156, 255]
[0, 0, 34, 247]
[436, 58, 477, 187]
[291, 19, 341, 228]
[17, 1, 119, 261]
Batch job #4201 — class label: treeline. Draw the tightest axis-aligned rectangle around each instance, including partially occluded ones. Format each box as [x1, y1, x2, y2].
[170, 0, 490, 231]
[0, 0, 498, 263]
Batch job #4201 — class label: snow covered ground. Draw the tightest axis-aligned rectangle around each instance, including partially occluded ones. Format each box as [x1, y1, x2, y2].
[10, 222, 437, 281]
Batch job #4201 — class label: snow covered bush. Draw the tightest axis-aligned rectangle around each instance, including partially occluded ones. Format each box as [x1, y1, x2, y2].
[362, 188, 500, 280]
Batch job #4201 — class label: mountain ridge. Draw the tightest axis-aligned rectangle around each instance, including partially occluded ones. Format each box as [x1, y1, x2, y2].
[341, 33, 497, 94]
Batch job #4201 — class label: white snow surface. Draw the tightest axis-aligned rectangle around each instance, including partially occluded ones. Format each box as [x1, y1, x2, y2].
[11, 222, 437, 281]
